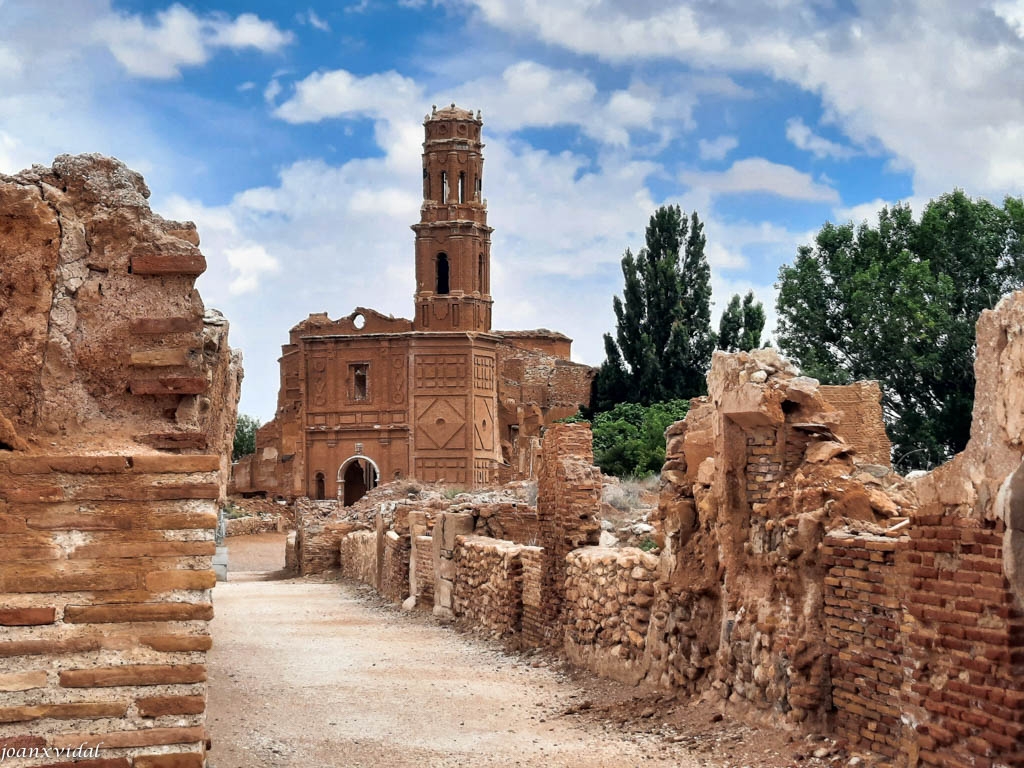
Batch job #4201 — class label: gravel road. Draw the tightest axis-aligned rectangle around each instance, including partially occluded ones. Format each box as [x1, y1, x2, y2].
[207, 535, 707, 768]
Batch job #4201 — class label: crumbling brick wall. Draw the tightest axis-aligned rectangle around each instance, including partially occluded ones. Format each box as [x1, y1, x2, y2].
[381, 531, 411, 603]
[563, 547, 658, 684]
[529, 423, 601, 646]
[0, 155, 237, 766]
[451, 536, 536, 636]
[824, 532, 905, 760]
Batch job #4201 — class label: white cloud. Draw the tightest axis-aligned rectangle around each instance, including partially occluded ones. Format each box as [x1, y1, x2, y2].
[275, 69, 423, 123]
[681, 157, 839, 202]
[0, 45, 22, 79]
[698, 135, 738, 161]
[225, 244, 281, 295]
[464, 0, 1024, 198]
[264, 78, 282, 104]
[785, 117, 855, 160]
[92, 4, 293, 79]
[237, 81, 256, 92]
[299, 9, 331, 31]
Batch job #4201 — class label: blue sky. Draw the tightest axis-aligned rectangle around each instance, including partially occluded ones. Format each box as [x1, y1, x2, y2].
[2, 0, 1023, 421]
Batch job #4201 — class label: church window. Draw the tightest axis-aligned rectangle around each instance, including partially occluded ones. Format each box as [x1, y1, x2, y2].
[478, 253, 485, 293]
[350, 363, 369, 401]
[458, 172, 465, 203]
[436, 253, 450, 294]
[441, 171, 448, 203]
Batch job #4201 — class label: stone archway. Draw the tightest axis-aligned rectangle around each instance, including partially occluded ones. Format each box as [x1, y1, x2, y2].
[337, 455, 380, 506]
[1000, 460, 1024, 602]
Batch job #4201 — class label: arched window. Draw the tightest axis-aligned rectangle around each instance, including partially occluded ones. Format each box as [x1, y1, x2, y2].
[458, 172, 465, 203]
[314, 472, 326, 501]
[423, 167, 429, 199]
[436, 253, 449, 294]
[478, 253, 485, 294]
[441, 171, 448, 203]
[475, 175, 482, 200]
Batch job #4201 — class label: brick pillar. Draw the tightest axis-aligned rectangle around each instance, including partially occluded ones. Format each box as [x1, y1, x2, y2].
[526, 423, 601, 646]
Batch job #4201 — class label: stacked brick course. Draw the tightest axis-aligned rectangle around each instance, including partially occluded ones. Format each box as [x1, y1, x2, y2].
[381, 531, 411, 603]
[531, 424, 601, 646]
[0, 155, 238, 768]
[339, 530, 377, 586]
[824, 532, 904, 759]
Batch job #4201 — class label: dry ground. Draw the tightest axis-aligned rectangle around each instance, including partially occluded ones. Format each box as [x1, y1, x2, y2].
[208, 535, 842, 768]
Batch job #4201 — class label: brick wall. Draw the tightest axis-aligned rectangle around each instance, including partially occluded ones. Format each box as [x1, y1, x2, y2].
[413, 535, 434, 604]
[474, 502, 539, 544]
[533, 423, 601, 646]
[381, 531, 411, 603]
[0, 456, 219, 767]
[520, 548, 548, 647]
[824, 532, 905, 760]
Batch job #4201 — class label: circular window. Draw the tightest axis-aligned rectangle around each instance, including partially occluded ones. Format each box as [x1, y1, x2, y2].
[352, 313, 366, 330]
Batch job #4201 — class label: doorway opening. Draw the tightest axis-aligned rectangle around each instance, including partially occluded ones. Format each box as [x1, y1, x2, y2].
[337, 456, 380, 506]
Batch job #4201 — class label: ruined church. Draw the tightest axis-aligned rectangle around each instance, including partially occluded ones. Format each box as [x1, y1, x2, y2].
[232, 105, 594, 504]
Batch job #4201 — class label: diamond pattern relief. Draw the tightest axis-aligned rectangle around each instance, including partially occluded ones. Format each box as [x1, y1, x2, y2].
[416, 397, 466, 449]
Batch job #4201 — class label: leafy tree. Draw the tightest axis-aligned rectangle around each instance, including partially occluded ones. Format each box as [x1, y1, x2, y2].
[776, 191, 1024, 470]
[718, 290, 766, 352]
[583, 399, 690, 477]
[233, 414, 261, 461]
[594, 205, 714, 408]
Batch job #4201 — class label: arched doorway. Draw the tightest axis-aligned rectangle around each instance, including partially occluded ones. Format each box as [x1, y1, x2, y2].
[337, 456, 380, 506]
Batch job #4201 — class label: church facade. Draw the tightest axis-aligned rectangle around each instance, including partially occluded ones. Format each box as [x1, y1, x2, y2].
[232, 105, 593, 504]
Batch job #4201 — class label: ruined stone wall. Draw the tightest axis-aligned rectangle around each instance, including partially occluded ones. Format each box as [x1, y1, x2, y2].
[824, 532, 905, 760]
[473, 502, 539, 543]
[451, 536, 534, 636]
[532, 424, 601, 646]
[563, 547, 658, 684]
[819, 382, 891, 466]
[413, 535, 434, 605]
[224, 514, 284, 537]
[0, 155, 237, 767]
[339, 530, 377, 586]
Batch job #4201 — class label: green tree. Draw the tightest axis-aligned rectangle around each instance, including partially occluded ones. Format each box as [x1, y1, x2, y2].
[584, 399, 690, 477]
[717, 290, 766, 352]
[776, 191, 1024, 470]
[233, 414, 261, 461]
[595, 205, 714, 407]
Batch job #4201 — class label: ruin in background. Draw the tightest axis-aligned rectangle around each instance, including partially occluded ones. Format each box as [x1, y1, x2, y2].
[0, 155, 239, 767]
[231, 105, 593, 505]
[327, 287, 1024, 767]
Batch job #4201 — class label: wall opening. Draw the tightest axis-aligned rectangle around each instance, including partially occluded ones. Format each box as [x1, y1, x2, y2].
[338, 456, 380, 506]
[314, 472, 326, 500]
[475, 175, 482, 201]
[441, 171, 448, 203]
[350, 363, 369, 401]
[436, 253, 449, 294]
[423, 167, 429, 199]
[478, 253, 485, 294]
[458, 172, 465, 203]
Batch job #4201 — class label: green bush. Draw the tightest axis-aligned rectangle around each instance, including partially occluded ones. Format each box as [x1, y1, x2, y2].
[571, 399, 689, 478]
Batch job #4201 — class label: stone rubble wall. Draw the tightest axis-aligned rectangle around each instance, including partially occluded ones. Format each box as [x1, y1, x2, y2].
[563, 547, 659, 684]
[0, 155, 238, 768]
[224, 514, 285, 537]
[413, 535, 434, 605]
[381, 531, 411, 604]
[451, 536, 537, 636]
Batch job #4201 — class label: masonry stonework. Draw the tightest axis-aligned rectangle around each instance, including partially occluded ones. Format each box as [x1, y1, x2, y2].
[0, 156, 238, 767]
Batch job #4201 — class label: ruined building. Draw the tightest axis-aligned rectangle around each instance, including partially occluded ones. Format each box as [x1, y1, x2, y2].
[232, 105, 593, 504]
[0, 155, 239, 767]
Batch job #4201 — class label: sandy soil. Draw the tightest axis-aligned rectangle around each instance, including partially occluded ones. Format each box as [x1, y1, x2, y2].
[208, 535, 711, 768]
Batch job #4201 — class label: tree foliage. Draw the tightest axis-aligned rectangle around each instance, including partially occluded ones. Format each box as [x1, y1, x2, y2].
[565, 400, 690, 478]
[233, 414, 261, 461]
[776, 191, 1024, 470]
[717, 290, 766, 352]
[593, 205, 714, 410]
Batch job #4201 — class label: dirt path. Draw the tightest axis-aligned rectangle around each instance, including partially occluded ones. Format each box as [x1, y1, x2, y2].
[207, 535, 713, 768]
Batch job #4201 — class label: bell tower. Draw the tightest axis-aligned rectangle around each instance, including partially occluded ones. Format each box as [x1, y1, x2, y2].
[412, 104, 493, 332]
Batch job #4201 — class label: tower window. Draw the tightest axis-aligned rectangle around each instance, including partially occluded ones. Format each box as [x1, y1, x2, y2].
[441, 171, 448, 203]
[476, 175, 482, 200]
[478, 253, 485, 294]
[458, 172, 465, 203]
[350, 363, 369, 401]
[423, 167, 429, 199]
[436, 253, 450, 294]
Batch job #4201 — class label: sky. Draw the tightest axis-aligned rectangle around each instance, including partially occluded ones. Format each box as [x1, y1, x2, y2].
[2, 0, 1023, 422]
